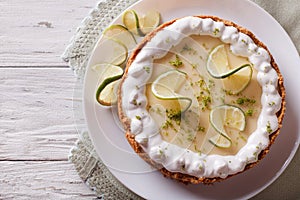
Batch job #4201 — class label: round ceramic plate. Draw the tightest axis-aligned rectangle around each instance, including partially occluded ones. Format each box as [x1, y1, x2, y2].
[83, 0, 300, 199]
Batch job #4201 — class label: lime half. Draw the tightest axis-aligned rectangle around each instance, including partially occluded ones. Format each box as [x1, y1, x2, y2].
[151, 70, 192, 112]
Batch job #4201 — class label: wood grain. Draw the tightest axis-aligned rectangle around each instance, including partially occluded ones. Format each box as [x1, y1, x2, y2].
[0, 0, 97, 67]
[0, 67, 97, 197]
[0, 0, 98, 198]
[0, 68, 82, 160]
[0, 161, 95, 199]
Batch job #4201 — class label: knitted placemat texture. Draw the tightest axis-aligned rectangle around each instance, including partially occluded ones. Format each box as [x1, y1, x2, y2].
[62, 0, 142, 199]
[62, 0, 299, 198]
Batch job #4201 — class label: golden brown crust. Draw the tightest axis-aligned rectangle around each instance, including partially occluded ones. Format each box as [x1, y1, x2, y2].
[118, 15, 286, 184]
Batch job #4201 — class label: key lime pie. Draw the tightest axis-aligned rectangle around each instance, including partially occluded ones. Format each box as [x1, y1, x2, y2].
[118, 16, 285, 183]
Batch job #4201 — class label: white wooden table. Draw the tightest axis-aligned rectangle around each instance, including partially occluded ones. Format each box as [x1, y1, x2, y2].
[0, 0, 99, 198]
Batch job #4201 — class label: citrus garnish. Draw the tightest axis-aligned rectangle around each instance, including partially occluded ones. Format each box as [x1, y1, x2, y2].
[151, 70, 192, 112]
[209, 134, 232, 148]
[93, 64, 123, 106]
[96, 38, 128, 66]
[139, 10, 161, 35]
[122, 10, 141, 35]
[207, 44, 229, 78]
[222, 65, 253, 94]
[97, 80, 121, 106]
[123, 10, 161, 36]
[209, 104, 246, 142]
[103, 24, 137, 51]
[207, 44, 252, 94]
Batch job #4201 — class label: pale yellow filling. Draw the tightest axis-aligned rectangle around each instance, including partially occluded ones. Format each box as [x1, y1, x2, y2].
[146, 35, 262, 156]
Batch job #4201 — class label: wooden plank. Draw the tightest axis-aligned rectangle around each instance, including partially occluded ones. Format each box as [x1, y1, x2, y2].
[0, 161, 96, 199]
[0, 0, 98, 66]
[0, 68, 85, 160]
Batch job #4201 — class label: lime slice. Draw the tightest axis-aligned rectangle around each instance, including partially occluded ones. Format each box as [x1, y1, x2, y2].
[207, 44, 252, 94]
[207, 44, 229, 78]
[209, 134, 232, 148]
[93, 64, 124, 106]
[151, 70, 192, 112]
[207, 44, 251, 78]
[210, 104, 246, 139]
[97, 79, 121, 106]
[122, 10, 141, 35]
[222, 64, 253, 94]
[103, 24, 137, 51]
[139, 11, 161, 35]
[97, 38, 128, 66]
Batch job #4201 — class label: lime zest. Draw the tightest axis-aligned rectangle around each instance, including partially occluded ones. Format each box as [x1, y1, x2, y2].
[169, 54, 183, 68]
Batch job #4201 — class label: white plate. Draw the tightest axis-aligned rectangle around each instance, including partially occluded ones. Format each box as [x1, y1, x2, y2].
[83, 0, 300, 199]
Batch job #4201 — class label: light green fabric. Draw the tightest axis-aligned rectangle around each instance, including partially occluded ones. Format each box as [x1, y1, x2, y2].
[62, 0, 300, 199]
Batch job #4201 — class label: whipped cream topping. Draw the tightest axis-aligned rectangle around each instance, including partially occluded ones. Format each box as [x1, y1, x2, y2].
[120, 16, 282, 178]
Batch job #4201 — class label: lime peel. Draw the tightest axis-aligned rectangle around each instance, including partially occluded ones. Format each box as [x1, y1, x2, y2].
[209, 64, 252, 79]
[209, 134, 232, 148]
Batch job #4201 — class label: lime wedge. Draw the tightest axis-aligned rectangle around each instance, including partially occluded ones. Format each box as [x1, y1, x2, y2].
[122, 10, 141, 35]
[210, 104, 246, 140]
[93, 64, 123, 106]
[139, 11, 161, 35]
[209, 134, 232, 148]
[103, 24, 137, 51]
[97, 38, 128, 66]
[151, 70, 192, 112]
